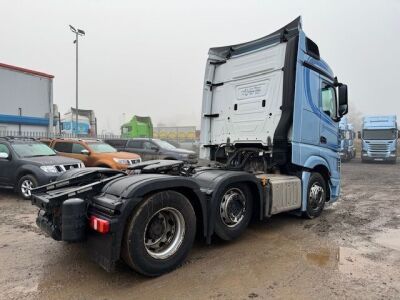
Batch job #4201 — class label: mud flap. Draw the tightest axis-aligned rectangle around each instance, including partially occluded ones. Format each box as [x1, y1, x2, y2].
[329, 177, 340, 202]
[87, 231, 118, 272]
[300, 171, 311, 212]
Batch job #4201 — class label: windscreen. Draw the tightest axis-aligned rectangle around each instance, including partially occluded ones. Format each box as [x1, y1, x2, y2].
[12, 143, 56, 157]
[88, 142, 117, 153]
[363, 129, 397, 140]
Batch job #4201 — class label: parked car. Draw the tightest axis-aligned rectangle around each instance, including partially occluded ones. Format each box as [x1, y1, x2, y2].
[47, 138, 141, 170]
[0, 137, 84, 199]
[105, 138, 198, 163]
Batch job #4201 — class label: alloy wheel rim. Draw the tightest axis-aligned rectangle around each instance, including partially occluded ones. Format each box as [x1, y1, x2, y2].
[220, 188, 246, 228]
[309, 183, 324, 210]
[21, 179, 33, 198]
[144, 207, 185, 259]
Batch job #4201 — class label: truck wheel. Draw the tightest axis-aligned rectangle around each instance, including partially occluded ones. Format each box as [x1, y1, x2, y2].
[121, 190, 196, 276]
[303, 173, 326, 219]
[17, 174, 38, 200]
[214, 183, 253, 241]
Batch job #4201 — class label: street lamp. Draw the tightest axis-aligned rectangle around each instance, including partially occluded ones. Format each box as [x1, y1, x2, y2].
[69, 25, 85, 135]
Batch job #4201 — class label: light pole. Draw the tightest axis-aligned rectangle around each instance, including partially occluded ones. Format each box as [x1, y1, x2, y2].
[69, 25, 85, 135]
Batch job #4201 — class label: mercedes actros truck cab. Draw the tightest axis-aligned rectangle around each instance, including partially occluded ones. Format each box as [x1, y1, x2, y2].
[339, 116, 356, 161]
[32, 17, 348, 277]
[200, 17, 348, 204]
[361, 115, 398, 163]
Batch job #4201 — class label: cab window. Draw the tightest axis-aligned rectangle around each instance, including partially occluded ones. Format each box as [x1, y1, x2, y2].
[321, 83, 337, 120]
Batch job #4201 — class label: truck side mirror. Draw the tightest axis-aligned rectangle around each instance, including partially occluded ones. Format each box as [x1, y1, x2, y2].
[338, 84, 348, 117]
[358, 131, 361, 139]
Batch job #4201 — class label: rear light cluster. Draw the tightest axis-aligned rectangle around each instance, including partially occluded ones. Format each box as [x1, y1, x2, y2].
[89, 216, 110, 234]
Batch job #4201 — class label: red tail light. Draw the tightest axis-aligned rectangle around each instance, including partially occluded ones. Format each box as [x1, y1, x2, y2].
[89, 216, 110, 234]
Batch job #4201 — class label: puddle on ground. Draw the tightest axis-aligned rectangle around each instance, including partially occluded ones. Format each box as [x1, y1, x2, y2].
[305, 246, 368, 277]
[374, 228, 400, 251]
[306, 248, 333, 267]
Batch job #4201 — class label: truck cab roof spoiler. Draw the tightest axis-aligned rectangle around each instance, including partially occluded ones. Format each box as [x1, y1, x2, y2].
[208, 16, 302, 59]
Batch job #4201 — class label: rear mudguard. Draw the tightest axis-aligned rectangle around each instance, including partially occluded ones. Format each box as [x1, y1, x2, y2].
[90, 174, 207, 271]
[88, 170, 263, 271]
[192, 169, 264, 243]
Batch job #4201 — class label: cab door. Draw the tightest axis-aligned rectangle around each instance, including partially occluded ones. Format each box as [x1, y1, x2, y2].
[318, 80, 340, 178]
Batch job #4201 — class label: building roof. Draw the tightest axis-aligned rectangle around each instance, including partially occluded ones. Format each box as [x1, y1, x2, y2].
[0, 62, 54, 79]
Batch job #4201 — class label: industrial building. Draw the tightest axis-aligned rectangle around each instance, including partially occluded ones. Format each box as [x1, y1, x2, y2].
[0, 62, 55, 135]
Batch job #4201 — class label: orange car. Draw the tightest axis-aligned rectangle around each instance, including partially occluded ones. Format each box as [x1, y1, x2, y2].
[48, 138, 141, 170]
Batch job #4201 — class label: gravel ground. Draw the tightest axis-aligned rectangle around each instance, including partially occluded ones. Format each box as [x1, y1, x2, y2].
[0, 158, 399, 299]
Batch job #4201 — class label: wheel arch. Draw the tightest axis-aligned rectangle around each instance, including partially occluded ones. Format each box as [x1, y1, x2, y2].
[303, 156, 332, 201]
[95, 162, 112, 168]
[15, 165, 38, 185]
[104, 176, 207, 262]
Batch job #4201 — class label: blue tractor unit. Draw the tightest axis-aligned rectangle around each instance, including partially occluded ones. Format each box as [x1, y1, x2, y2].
[339, 117, 356, 161]
[361, 115, 398, 163]
[31, 17, 348, 277]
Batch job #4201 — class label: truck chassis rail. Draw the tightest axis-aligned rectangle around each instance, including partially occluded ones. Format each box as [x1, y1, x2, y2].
[31, 169, 126, 210]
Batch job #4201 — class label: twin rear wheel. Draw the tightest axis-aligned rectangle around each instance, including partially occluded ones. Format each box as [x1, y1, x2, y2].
[214, 183, 253, 241]
[121, 191, 196, 277]
[121, 184, 253, 276]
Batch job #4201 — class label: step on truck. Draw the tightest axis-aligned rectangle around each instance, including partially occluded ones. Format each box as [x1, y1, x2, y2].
[360, 115, 398, 163]
[31, 17, 348, 277]
[339, 117, 356, 161]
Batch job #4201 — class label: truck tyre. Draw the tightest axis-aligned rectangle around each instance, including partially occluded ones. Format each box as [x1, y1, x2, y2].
[214, 183, 253, 241]
[303, 173, 326, 219]
[17, 174, 38, 200]
[121, 190, 196, 276]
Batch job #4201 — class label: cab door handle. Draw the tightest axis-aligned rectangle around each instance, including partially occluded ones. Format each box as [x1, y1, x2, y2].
[320, 136, 327, 144]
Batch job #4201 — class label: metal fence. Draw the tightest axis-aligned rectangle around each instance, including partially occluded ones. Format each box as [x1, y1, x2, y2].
[0, 130, 122, 140]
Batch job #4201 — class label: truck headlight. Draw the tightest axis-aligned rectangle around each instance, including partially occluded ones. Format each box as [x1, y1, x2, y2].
[113, 158, 130, 165]
[40, 165, 58, 173]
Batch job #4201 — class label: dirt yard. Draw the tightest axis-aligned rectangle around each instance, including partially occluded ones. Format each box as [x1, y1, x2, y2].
[0, 159, 399, 299]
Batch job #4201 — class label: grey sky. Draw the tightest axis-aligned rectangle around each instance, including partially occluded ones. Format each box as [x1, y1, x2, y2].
[0, 0, 399, 134]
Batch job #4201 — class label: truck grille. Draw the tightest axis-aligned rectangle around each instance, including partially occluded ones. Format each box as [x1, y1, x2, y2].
[56, 163, 82, 172]
[367, 143, 389, 152]
[128, 159, 141, 165]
